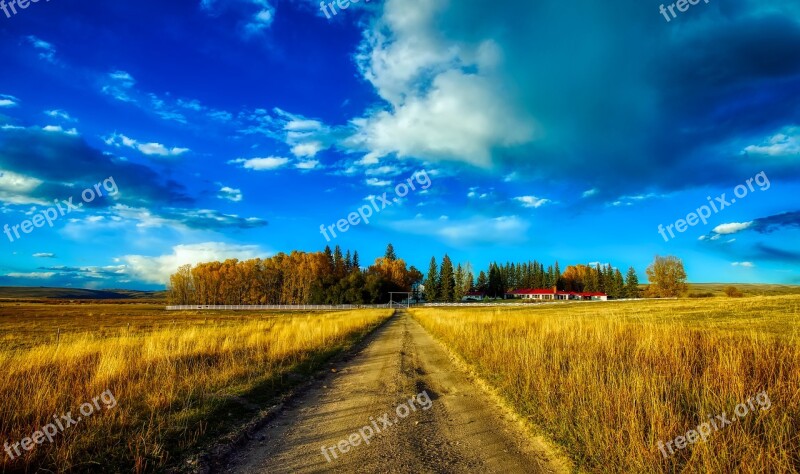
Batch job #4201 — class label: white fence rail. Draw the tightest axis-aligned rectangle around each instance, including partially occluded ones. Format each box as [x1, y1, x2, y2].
[165, 304, 392, 311]
[165, 300, 631, 311]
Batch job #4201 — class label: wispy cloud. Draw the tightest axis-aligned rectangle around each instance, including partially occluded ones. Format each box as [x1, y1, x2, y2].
[105, 133, 190, 157]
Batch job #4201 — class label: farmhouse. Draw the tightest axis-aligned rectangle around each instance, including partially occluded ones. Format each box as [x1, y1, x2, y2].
[506, 288, 608, 301]
[461, 291, 486, 302]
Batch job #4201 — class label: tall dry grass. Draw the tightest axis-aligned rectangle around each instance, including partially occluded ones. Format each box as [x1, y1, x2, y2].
[0, 308, 391, 472]
[412, 296, 800, 473]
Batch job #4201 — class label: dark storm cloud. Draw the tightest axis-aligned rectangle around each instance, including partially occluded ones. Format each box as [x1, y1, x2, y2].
[429, 0, 800, 195]
[0, 127, 192, 207]
[750, 211, 800, 234]
[0, 127, 267, 230]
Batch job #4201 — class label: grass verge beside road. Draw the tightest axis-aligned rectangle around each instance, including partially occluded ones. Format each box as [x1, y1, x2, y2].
[411, 296, 800, 473]
[0, 304, 392, 472]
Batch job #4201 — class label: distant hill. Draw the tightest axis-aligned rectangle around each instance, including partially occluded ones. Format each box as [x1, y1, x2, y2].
[687, 283, 800, 297]
[0, 287, 166, 300]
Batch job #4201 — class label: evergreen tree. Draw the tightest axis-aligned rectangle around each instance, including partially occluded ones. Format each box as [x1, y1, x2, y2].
[586, 266, 599, 292]
[476, 270, 488, 293]
[352, 251, 360, 272]
[385, 243, 397, 261]
[333, 245, 345, 276]
[554, 261, 562, 290]
[612, 268, 625, 299]
[488, 264, 505, 298]
[345, 250, 352, 273]
[424, 257, 439, 302]
[454, 264, 465, 301]
[440, 255, 456, 302]
[625, 266, 640, 298]
[324, 246, 334, 272]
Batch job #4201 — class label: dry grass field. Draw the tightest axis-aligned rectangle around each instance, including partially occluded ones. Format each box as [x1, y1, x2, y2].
[412, 296, 800, 473]
[0, 303, 392, 472]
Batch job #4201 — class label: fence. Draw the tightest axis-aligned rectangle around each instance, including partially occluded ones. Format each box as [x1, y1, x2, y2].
[165, 304, 392, 311]
[164, 300, 633, 311]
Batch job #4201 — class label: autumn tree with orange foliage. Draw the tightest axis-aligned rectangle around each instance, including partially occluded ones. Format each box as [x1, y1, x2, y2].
[167, 244, 422, 305]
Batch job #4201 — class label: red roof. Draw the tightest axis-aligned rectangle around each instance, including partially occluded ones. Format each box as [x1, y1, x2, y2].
[508, 289, 607, 297]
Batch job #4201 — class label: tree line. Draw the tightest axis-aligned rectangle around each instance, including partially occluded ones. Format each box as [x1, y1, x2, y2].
[167, 244, 688, 305]
[421, 257, 642, 301]
[167, 244, 421, 305]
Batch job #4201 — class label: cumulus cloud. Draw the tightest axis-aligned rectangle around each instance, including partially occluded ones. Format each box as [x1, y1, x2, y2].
[228, 156, 290, 171]
[43, 125, 78, 136]
[713, 222, 754, 235]
[0, 94, 19, 108]
[743, 126, 800, 157]
[218, 186, 243, 202]
[120, 242, 268, 284]
[514, 196, 551, 208]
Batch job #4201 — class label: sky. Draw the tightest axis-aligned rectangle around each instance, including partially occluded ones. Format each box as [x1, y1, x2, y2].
[0, 0, 799, 290]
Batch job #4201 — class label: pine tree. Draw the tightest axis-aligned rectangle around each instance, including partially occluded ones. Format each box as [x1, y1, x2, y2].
[385, 243, 397, 261]
[333, 245, 345, 276]
[440, 255, 456, 302]
[625, 266, 640, 298]
[424, 257, 439, 302]
[554, 261, 561, 290]
[476, 271, 488, 293]
[345, 250, 352, 273]
[454, 264, 465, 301]
[586, 266, 599, 292]
[324, 246, 334, 273]
[612, 269, 625, 299]
[352, 251, 360, 272]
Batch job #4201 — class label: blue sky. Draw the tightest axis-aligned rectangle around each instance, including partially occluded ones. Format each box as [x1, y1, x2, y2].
[0, 0, 799, 290]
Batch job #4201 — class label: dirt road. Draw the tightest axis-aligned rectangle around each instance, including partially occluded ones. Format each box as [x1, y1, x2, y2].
[223, 311, 564, 474]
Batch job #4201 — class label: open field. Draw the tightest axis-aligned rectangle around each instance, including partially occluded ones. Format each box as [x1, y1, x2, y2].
[412, 296, 800, 473]
[0, 287, 166, 301]
[0, 303, 392, 472]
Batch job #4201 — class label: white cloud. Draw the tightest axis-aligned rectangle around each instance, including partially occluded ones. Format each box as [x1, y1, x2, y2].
[43, 125, 78, 136]
[582, 188, 599, 198]
[218, 186, 243, 202]
[102, 71, 137, 103]
[291, 142, 324, 158]
[229, 156, 290, 171]
[347, 0, 536, 166]
[120, 242, 268, 284]
[105, 133, 189, 157]
[27, 36, 56, 62]
[33, 253, 57, 258]
[712, 222, 753, 235]
[386, 215, 530, 245]
[743, 126, 799, 157]
[295, 160, 321, 170]
[0, 94, 18, 108]
[732, 261, 755, 268]
[514, 195, 551, 208]
[45, 109, 75, 121]
[5, 272, 55, 279]
[366, 178, 392, 187]
[0, 171, 48, 205]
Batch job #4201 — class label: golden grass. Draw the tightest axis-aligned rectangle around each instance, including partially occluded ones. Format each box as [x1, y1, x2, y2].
[411, 296, 800, 473]
[0, 304, 392, 471]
